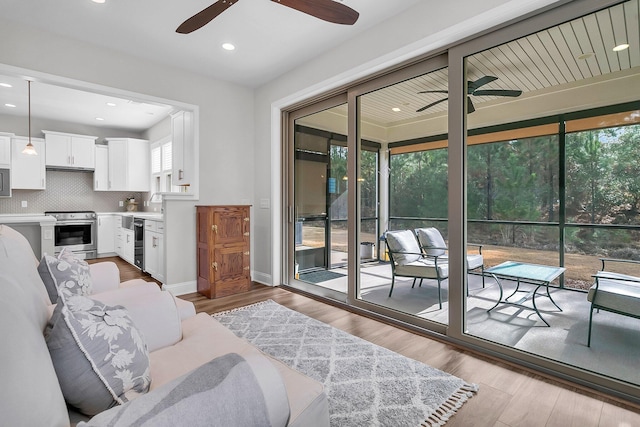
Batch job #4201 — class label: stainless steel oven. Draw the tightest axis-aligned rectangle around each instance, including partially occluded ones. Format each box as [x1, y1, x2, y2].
[45, 211, 97, 259]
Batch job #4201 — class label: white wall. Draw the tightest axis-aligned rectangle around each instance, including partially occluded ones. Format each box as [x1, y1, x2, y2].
[252, 0, 565, 286]
[0, 18, 255, 290]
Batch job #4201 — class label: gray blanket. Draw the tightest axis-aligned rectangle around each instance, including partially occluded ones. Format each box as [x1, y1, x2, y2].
[79, 353, 290, 427]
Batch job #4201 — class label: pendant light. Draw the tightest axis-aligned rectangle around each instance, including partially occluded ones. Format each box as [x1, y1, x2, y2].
[21, 80, 37, 155]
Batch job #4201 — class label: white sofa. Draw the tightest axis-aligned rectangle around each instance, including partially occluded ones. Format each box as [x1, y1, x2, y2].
[0, 224, 329, 426]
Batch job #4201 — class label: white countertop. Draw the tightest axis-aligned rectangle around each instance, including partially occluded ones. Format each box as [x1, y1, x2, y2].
[98, 212, 163, 220]
[0, 214, 57, 224]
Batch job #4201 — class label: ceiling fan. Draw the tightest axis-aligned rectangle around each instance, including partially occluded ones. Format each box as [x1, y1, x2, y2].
[176, 0, 360, 34]
[416, 76, 522, 113]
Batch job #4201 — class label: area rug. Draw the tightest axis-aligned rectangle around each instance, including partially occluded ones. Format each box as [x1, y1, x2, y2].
[213, 300, 477, 426]
[298, 270, 346, 284]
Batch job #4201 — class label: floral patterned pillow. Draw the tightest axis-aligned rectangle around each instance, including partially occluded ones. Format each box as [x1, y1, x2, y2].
[45, 294, 151, 415]
[38, 253, 93, 304]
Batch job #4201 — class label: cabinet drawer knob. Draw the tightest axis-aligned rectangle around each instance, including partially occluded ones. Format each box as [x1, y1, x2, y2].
[212, 261, 218, 271]
[243, 232, 249, 236]
[243, 266, 249, 271]
[244, 217, 249, 222]
[244, 251, 250, 256]
[211, 224, 218, 234]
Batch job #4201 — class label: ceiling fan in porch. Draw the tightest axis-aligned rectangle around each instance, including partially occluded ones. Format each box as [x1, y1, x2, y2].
[416, 75, 522, 113]
[176, 0, 360, 34]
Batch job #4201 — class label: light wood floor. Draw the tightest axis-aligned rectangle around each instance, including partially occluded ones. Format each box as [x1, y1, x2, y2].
[103, 257, 640, 426]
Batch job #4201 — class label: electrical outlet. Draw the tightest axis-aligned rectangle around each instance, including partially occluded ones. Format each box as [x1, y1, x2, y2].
[119, 201, 124, 207]
[21, 201, 27, 208]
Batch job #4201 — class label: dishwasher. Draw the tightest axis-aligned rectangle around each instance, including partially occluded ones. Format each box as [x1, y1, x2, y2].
[133, 218, 144, 271]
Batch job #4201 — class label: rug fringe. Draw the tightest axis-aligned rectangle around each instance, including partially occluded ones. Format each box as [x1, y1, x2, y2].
[212, 299, 274, 317]
[420, 382, 479, 427]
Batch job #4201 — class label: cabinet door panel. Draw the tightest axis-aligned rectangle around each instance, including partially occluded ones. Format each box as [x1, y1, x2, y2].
[213, 207, 249, 245]
[70, 136, 95, 169]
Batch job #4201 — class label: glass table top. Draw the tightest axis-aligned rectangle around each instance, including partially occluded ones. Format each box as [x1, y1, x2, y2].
[485, 261, 566, 283]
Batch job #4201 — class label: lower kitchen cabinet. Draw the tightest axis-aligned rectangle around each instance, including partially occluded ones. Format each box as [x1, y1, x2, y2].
[196, 205, 250, 299]
[144, 219, 164, 283]
[97, 214, 117, 256]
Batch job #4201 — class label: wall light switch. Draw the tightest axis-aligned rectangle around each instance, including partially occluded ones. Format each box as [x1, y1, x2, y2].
[260, 198, 270, 209]
[119, 201, 124, 207]
[21, 201, 27, 208]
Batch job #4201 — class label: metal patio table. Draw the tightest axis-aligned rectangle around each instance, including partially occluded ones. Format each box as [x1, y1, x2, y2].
[485, 261, 565, 326]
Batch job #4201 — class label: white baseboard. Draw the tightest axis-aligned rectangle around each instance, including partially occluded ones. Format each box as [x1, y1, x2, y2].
[162, 280, 197, 296]
[252, 271, 274, 286]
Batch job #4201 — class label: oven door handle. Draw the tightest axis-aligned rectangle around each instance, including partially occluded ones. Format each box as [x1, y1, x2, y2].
[54, 221, 95, 226]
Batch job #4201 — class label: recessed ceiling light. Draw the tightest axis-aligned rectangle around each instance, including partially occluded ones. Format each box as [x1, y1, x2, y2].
[106, 102, 116, 107]
[92, 0, 105, 3]
[613, 43, 629, 52]
[95, 117, 105, 121]
[0, 83, 12, 88]
[392, 107, 401, 112]
[4, 103, 16, 108]
[577, 52, 595, 60]
[222, 43, 236, 51]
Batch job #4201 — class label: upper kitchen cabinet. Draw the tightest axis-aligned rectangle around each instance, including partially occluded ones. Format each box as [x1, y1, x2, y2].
[94, 144, 109, 191]
[43, 130, 97, 170]
[106, 138, 150, 192]
[0, 133, 13, 168]
[11, 136, 45, 190]
[170, 110, 193, 187]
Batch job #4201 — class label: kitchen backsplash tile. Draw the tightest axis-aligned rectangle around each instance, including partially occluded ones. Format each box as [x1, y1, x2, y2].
[0, 170, 145, 213]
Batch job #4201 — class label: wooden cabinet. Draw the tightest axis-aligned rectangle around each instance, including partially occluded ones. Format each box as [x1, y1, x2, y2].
[43, 130, 97, 170]
[196, 205, 251, 299]
[11, 137, 45, 190]
[144, 219, 164, 283]
[106, 138, 150, 192]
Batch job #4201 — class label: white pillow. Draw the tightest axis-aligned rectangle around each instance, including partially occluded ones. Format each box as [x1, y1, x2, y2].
[416, 227, 447, 257]
[385, 230, 422, 265]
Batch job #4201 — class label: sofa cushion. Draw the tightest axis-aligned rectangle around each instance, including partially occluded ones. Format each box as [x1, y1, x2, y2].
[39, 252, 93, 304]
[78, 352, 290, 427]
[45, 294, 151, 415]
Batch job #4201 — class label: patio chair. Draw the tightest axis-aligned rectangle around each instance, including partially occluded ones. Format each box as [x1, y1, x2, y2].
[385, 229, 448, 309]
[587, 258, 640, 347]
[415, 227, 485, 289]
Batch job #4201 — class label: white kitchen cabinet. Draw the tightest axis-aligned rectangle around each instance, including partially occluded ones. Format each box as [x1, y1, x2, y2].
[43, 130, 97, 170]
[97, 214, 117, 255]
[144, 219, 164, 283]
[11, 137, 45, 190]
[115, 219, 124, 258]
[0, 133, 13, 167]
[170, 110, 193, 187]
[94, 145, 109, 191]
[106, 138, 150, 192]
[122, 228, 135, 264]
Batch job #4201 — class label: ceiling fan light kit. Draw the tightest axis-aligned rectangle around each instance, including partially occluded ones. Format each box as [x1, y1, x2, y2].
[176, 0, 359, 34]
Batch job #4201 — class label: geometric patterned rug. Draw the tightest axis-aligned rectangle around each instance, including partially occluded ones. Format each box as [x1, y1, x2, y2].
[213, 300, 478, 426]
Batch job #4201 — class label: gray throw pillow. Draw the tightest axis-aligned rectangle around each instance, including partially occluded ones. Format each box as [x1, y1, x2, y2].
[38, 252, 93, 304]
[385, 230, 422, 265]
[416, 227, 447, 257]
[45, 294, 150, 416]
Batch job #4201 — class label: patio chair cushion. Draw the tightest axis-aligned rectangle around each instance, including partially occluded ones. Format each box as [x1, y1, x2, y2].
[385, 230, 422, 265]
[588, 273, 640, 316]
[467, 253, 484, 270]
[415, 227, 447, 257]
[396, 258, 449, 279]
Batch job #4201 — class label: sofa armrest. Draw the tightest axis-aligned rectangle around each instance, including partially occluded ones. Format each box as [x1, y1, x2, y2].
[89, 262, 121, 294]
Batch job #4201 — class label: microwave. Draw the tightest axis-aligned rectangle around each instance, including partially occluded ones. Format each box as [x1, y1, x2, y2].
[0, 168, 9, 197]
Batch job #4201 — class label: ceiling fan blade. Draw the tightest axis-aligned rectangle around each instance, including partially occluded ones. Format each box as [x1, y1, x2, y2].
[416, 97, 448, 113]
[467, 97, 476, 114]
[176, 0, 239, 34]
[467, 75, 498, 91]
[417, 90, 449, 94]
[271, 0, 359, 25]
[472, 89, 523, 97]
